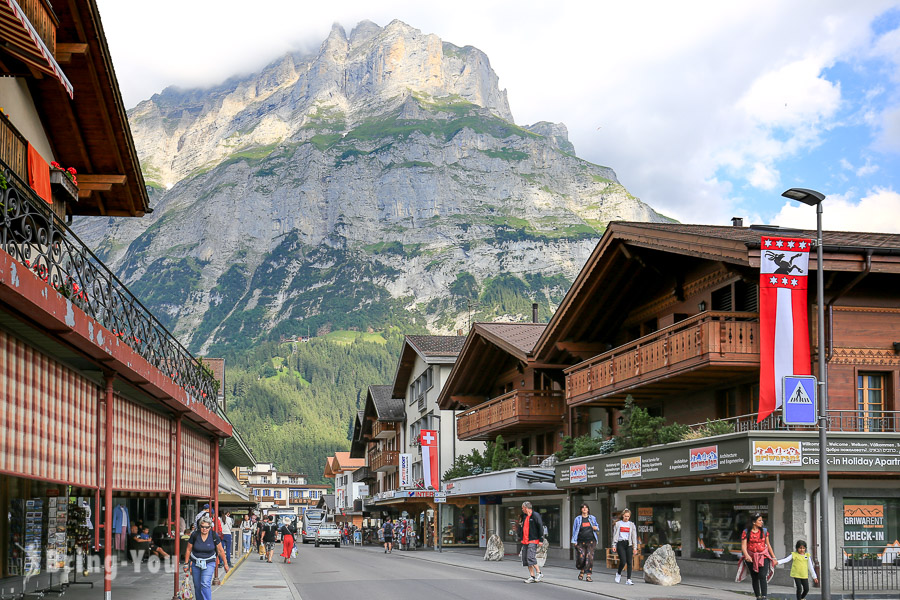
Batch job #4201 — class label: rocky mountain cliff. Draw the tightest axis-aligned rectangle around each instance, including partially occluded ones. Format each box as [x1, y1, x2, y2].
[75, 19, 670, 355]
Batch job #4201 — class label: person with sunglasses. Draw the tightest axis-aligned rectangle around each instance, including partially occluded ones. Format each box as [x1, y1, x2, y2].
[184, 517, 229, 600]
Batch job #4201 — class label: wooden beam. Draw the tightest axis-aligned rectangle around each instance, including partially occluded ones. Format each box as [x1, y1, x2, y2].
[78, 174, 127, 185]
[555, 342, 608, 354]
[56, 42, 88, 55]
[78, 182, 112, 191]
[451, 395, 486, 407]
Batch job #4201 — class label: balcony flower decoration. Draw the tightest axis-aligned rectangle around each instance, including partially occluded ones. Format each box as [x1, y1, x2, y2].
[49, 162, 78, 187]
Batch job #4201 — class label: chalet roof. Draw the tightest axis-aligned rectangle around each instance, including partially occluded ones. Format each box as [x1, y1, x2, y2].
[406, 335, 467, 357]
[477, 322, 546, 357]
[437, 322, 546, 410]
[370, 384, 404, 420]
[391, 335, 465, 398]
[533, 221, 900, 365]
[332, 451, 365, 471]
[25, 0, 150, 216]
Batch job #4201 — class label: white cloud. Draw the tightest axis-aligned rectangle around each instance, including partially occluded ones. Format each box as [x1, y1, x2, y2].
[856, 159, 880, 176]
[840, 158, 854, 170]
[771, 187, 900, 232]
[875, 104, 900, 151]
[748, 162, 780, 190]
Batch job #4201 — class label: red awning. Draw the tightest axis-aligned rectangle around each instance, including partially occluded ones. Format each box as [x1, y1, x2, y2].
[0, 0, 73, 98]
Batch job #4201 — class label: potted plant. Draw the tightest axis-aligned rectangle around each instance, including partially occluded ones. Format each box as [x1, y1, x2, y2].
[49, 161, 78, 203]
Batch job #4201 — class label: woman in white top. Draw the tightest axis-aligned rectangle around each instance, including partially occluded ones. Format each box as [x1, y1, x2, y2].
[612, 508, 639, 585]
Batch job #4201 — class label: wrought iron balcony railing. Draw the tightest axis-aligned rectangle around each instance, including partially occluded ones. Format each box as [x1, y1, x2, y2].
[0, 160, 219, 411]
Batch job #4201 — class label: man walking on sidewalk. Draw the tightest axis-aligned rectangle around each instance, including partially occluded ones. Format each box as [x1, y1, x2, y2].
[520, 502, 544, 583]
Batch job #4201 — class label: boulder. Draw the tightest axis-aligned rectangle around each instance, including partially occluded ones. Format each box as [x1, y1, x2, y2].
[483, 534, 504, 561]
[642, 544, 682, 586]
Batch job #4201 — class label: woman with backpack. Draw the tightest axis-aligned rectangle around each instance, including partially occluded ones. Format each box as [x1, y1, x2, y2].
[183, 516, 229, 600]
[279, 518, 295, 564]
[736, 513, 777, 600]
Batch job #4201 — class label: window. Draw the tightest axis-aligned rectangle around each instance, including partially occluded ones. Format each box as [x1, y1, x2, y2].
[858, 373, 886, 432]
[260, 476, 269, 483]
[632, 503, 682, 556]
[711, 285, 733, 312]
[274, 490, 282, 499]
[696, 498, 768, 558]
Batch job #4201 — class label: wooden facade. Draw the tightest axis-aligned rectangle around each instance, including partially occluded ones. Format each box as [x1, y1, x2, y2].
[533, 223, 900, 439]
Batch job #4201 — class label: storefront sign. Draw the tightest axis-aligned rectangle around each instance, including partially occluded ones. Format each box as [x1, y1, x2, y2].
[399, 453, 412, 487]
[690, 445, 719, 472]
[752, 440, 802, 467]
[620, 457, 642, 478]
[555, 436, 750, 487]
[556, 433, 900, 488]
[844, 504, 885, 543]
[569, 464, 588, 484]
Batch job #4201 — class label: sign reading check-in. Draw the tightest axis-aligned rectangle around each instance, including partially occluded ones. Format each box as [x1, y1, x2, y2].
[556, 433, 900, 488]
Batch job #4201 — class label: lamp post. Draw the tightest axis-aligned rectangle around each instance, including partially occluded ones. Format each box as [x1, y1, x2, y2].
[781, 187, 829, 600]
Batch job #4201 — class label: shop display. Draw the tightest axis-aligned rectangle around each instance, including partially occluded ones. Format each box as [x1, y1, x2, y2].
[695, 498, 767, 559]
[9, 498, 45, 576]
[46, 493, 67, 571]
[633, 503, 682, 556]
[67, 499, 92, 575]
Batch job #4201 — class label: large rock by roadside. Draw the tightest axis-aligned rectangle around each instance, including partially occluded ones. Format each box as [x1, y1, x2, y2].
[484, 534, 503, 561]
[643, 544, 681, 586]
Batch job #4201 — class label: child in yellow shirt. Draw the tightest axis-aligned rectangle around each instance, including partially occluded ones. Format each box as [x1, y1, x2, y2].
[777, 540, 818, 600]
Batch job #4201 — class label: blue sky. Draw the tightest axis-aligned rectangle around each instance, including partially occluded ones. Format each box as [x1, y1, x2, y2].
[97, 1, 900, 231]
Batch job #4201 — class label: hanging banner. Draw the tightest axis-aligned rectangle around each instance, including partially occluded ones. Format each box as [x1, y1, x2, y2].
[399, 453, 412, 487]
[758, 235, 812, 422]
[419, 429, 439, 490]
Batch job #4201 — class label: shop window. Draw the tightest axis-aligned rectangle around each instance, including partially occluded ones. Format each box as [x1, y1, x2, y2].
[695, 498, 768, 559]
[442, 504, 478, 546]
[857, 373, 887, 432]
[711, 286, 733, 312]
[500, 503, 561, 546]
[633, 503, 682, 556]
[843, 497, 900, 556]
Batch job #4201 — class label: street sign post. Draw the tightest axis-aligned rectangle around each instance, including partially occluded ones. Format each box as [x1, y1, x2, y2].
[783, 375, 817, 425]
[434, 493, 447, 504]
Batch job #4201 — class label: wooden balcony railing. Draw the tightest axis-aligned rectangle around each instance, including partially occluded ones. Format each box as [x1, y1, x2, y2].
[372, 420, 398, 439]
[456, 389, 565, 441]
[352, 466, 376, 483]
[18, 0, 58, 56]
[565, 311, 759, 404]
[0, 112, 28, 183]
[368, 449, 399, 472]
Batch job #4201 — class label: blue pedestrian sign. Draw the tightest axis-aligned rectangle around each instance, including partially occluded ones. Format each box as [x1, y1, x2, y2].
[783, 375, 817, 425]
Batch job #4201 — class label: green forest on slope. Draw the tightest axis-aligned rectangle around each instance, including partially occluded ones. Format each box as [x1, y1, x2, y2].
[224, 331, 403, 483]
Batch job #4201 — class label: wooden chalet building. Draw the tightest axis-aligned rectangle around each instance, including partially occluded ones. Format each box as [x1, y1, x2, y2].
[0, 1, 252, 597]
[436, 322, 567, 554]
[535, 221, 900, 583]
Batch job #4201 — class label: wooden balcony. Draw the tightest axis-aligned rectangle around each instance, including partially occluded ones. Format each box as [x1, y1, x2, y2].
[369, 449, 399, 472]
[18, 0, 58, 56]
[456, 389, 565, 441]
[372, 420, 398, 439]
[565, 312, 760, 406]
[0, 112, 27, 183]
[352, 466, 376, 483]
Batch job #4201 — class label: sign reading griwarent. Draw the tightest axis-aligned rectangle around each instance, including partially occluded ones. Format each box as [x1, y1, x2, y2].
[555, 433, 900, 488]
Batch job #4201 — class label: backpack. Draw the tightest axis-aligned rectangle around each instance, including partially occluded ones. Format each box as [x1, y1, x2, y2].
[383, 522, 393, 535]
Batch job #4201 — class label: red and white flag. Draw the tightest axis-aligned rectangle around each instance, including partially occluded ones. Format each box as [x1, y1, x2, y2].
[419, 429, 439, 490]
[758, 236, 812, 422]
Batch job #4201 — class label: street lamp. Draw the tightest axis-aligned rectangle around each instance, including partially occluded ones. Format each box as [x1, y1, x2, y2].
[781, 187, 830, 600]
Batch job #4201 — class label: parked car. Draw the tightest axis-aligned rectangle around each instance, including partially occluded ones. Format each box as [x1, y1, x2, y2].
[315, 522, 341, 548]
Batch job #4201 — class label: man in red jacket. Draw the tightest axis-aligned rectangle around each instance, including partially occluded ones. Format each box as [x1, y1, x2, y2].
[519, 502, 544, 583]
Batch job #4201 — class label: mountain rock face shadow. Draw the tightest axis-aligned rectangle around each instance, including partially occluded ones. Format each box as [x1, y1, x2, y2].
[75, 19, 670, 355]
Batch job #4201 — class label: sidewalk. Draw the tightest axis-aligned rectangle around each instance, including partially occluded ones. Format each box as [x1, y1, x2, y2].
[214, 551, 299, 600]
[354, 545, 892, 600]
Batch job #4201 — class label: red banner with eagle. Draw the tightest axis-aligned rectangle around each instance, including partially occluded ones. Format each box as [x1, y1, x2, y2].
[758, 236, 813, 422]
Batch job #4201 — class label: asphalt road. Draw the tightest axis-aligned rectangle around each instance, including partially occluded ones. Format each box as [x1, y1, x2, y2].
[285, 546, 602, 600]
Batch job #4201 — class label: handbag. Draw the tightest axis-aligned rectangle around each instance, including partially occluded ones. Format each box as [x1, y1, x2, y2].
[178, 567, 194, 600]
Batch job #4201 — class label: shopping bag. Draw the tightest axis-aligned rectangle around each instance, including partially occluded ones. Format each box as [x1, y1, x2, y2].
[290, 545, 298, 558]
[178, 568, 194, 600]
[258, 543, 265, 556]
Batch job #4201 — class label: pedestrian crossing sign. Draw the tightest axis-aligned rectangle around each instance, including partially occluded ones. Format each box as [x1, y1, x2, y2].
[783, 375, 817, 425]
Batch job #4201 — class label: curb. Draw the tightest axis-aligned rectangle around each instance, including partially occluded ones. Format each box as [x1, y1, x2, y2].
[216, 552, 248, 587]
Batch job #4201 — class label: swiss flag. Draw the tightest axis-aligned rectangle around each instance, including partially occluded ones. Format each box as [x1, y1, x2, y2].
[758, 236, 812, 422]
[419, 429, 439, 490]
